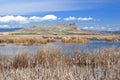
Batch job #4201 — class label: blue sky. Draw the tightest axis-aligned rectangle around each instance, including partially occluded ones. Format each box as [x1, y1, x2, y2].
[0, 0, 120, 31]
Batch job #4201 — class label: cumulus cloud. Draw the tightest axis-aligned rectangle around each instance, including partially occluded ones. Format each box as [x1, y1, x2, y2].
[82, 27, 89, 29]
[0, 15, 94, 25]
[82, 26, 94, 29]
[78, 17, 93, 21]
[64, 16, 76, 21]
[0, 16, 29, 24]
[29, 16, 41, 22]
[64, 16, 94, 21]
[0, 15, 58, 24]
[14, 16, 29, 24]
[82, 26, 112, 31]
[30, 15, 58, 21]
[41, 15, 58, 21]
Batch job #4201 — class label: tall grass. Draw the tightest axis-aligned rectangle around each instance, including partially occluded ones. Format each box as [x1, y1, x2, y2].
[0, 35, 119, 45]
[11, 53, 31, 69]
[105, 37, 119, 42]
[47, 38, 56, 43]
[0, 47, 120, 80]
[0, 36, 48, 46]
[61, 37, 89, 43]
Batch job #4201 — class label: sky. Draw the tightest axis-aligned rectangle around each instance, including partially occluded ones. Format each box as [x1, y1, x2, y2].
[0, 0, 120, 31]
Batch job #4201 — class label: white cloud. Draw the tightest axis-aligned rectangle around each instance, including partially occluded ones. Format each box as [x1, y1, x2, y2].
[64, 16, 76, 21]
[82, 26, 113, 31]
[29, 16, 41, 21]
[0, 16, 28, 24]
[0, 15, 58, 24]
[83, 27, 89, 29]
[64, 16, 94, 21]
[41, 15, 58, 21]
[0, 16, 14, 23]
[0, 15, 94, 25]
[14, 16, 29, 24]
[29, 15, 58, 22]
[83, 26, 94, 29]
[78, 17, 93, 21]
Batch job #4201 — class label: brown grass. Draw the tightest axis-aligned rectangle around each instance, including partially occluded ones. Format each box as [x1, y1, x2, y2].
[11, 53, 31, 69]
[61, 37, 89, 43]
[0, 47, 120, 80]
[0, 36, 48, 46]
[0, 35, 119, 45]
[47, 38, 56, 43]
[33, 48, 69, 67]
[61, 37, 71, 43]
[34, 37, 48, 44]
[105, 37, 119, 42]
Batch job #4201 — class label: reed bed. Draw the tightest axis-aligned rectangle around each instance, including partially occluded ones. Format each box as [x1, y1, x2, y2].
[0, 47, 120, 80]
[89, 36, 119, 42]
[105, 37, 119, 42]
[0, 35, 119, 46]
[47, 38, 56, 43]
[0, 36, 48, 46]
[70, 35, 119, 41]
[61, 37, 89, 43]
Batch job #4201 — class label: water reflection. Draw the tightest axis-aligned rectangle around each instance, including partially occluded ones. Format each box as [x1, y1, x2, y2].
[0, 40, 120, 56]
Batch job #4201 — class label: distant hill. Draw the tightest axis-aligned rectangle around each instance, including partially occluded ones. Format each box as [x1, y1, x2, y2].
[100, 31, 120, 35]
[81, 29, 120, 35]
[13, 23, 96, 35]
[0, 28, 21, 32]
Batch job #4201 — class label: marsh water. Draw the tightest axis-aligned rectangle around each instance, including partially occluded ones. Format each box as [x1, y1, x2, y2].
[0, 40, 120, 56]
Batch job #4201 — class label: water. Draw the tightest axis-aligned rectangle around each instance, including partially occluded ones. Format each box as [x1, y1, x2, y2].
[0, 40, 120, 56]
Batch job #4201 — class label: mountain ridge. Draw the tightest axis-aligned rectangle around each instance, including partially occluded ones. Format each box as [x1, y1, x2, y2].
[14, 23, 90, 35]
[0, 28, 21, 32]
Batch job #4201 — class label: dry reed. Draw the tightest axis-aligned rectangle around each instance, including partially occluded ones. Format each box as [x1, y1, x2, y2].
[0, 47, 120, 80]
[0, 36, 48, 46]
[61, 37, 89, 43]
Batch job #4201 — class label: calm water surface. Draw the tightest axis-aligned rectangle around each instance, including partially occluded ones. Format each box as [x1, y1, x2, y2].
[0, 40, 120, 56]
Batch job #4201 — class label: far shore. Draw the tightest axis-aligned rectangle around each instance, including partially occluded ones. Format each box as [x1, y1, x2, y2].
[0, 33, 120, 46]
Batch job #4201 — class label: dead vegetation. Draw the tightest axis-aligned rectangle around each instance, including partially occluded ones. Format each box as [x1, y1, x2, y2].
[0, 36, 48, 46]
[61, 37, 89, 43]
[0, 47, 120, 80]
[105, 37, 119, 42]
[0, 35, 119, 46]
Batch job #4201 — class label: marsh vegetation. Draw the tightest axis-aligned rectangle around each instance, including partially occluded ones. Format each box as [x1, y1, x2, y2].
[0, 35, 120, 80]
[0, 35, 119, 45]
[0, 47, 120, 80]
